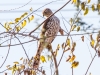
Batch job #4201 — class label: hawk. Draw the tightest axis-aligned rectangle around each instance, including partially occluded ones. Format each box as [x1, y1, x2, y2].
[33, 8, 63, 69]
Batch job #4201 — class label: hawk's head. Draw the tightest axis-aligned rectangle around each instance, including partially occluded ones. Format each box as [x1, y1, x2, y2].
[42, 8, 53, 17]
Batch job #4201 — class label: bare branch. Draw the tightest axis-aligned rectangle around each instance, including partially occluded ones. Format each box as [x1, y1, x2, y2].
[14, 35, 29, 61]
[0, 35, 12, 68]
[85, 53, 97, 75]
[0, 39, 35, 47]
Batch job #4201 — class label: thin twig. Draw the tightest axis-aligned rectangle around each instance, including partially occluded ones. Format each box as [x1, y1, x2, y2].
[0, 68, 9, 73]
[60, 12, 73, 42]
[57, 51, 64, 67]
[0, 0, 32, 11]
[85, 53, 97, 75]
[0, 37, 15, 45]
[50, 48, 58, 75]
[86, 40, 93, 58]
[0, 35, 12, 68]
[14, 35, 29, 61]
[60, 12, 69, 32]
[0, 39, 36, 47]
[72, 67, 73, 75]
[50, 61, 53, 75]
[0, 23, 5, 29]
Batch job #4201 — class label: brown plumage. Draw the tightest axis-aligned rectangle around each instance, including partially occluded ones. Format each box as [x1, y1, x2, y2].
[33, 8, 63, 69]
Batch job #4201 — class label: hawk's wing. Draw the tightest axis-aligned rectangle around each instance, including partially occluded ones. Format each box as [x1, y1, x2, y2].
[43, 16, 60, 44]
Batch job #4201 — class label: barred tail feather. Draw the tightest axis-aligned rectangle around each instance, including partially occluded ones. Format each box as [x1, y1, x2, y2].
[33, 43, 44, 69]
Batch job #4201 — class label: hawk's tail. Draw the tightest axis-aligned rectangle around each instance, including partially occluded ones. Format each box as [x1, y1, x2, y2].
[33, 43, 44, 69]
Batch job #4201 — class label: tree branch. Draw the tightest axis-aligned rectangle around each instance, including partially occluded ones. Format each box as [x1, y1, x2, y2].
[0, 35, 12, 68]
[85, 53, 97, 75]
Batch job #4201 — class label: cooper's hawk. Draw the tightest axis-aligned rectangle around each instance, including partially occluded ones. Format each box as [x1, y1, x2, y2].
[33, 8, 63, 69]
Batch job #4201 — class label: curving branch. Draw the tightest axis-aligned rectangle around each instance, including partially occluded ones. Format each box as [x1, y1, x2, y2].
[0, 0, 32, 11]
[0, 35, 12, 68]
[14, 35, 30, 61]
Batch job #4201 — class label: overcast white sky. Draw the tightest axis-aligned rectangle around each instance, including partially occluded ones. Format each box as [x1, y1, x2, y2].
[0, 0, 100, 75]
